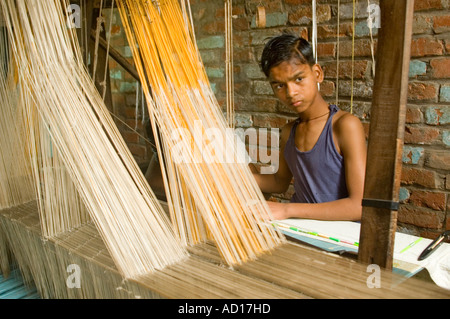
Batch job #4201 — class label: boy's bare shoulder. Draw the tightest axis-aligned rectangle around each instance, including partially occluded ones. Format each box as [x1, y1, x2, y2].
[333, 110, 364, 132]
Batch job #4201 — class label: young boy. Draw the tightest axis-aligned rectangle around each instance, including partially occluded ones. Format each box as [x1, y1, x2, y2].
[252, 34, 367, 221]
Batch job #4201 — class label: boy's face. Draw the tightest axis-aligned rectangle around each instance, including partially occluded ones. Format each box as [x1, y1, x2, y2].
[268, 58, 323, 114]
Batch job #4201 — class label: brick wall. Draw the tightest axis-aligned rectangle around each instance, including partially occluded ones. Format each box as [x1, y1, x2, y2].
[105, 0, 449, 239]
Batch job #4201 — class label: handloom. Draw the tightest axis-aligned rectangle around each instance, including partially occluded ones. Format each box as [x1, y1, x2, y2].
[2, 201, 449, 299]
[0, 0, 449, 299]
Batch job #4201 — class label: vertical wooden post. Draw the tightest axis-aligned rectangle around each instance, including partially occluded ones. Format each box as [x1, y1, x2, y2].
[358, 0, 415, 269]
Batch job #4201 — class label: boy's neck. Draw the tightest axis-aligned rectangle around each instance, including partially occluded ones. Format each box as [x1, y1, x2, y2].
[298, 94, 330, 122]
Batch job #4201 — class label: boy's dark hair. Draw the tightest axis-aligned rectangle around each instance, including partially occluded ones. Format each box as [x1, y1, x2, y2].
[260, 34, 316, 77]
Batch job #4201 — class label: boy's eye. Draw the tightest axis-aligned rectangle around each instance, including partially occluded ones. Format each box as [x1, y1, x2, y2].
[272, 83, 284, 90]
[295, 77, 303, 82]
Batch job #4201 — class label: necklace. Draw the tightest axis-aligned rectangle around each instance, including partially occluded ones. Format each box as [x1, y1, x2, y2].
[301, 111, 330, 122]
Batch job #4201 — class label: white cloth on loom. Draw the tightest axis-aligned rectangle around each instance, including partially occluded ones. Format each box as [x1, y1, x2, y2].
[423, 247, 450, 290]
[277, 218, 450, 290]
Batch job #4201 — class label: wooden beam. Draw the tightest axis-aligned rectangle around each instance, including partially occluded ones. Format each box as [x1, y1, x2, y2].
[90, 29, 140, 82]
[358, 0, 415, 269]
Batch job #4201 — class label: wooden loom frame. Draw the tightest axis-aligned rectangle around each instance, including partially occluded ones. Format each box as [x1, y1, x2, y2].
[83, 0, 417, 270]
[1, 0, 447, 299]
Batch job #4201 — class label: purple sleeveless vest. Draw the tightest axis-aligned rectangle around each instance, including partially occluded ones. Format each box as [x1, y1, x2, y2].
[284, 104, 348, 204]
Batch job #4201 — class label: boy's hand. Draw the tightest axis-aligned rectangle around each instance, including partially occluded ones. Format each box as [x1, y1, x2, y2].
[267, 201, 288, 220]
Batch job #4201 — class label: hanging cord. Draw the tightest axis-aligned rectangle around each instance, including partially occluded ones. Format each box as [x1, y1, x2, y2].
[225, 0, 234, 128]
[312, 0, 318, 64]
[312, 0, 319, 90]
[92, 0, 105, 82]
[367, 0, 376, 77]
[132, 80, 146, 130]
[100, 0, 115, 101]
[82, 0, 89, 65]
[336, 0, 340, 107]
[135, 81, 140, 130]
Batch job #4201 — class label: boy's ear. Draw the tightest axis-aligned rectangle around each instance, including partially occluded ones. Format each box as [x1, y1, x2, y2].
[312, 64, 324, 83]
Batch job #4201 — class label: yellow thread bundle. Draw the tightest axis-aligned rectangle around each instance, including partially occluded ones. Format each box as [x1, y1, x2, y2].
[117, 0, 285, 266]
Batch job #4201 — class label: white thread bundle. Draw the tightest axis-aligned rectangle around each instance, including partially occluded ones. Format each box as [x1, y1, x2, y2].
[0, 29, 36, 209]
[1, 0, 187, 278]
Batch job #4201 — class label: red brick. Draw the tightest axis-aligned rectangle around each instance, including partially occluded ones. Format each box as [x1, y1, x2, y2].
[109, 34, 126, 48]
[319, 80, 335, 97]
[413, 14, 433, 34]
[405, 106, 423, 124]
[414, 0, 444, 11]
[219, 81, 249, 96]
[339, 39, 377, 58]
[404, 125, 440, 144]
[409, 190, 446, 211]
[408, 82, 439, 101]
[252, 114, 289, 128]
[201, 21, 225, 35]
[122, 131, 140, 144]
[398, 205, 444, 228]
[446, 40, 450, 53]
[124, 119, 144, 131]
[430, 58, 450, 78]
[323, 60, 369, 79]
[233, 48, 254, 63]
[284, 0, 311, 5]
[120, 106, 139, 119]
[233, 17, 250, 31]
[401, 166, 437, 188]
[317, 42, 335, 58]
[433, 15, 450, 33]
[410, 38, 444, 57]
[111, 93, 125, 109]
[128, 144, 147, 158]
[317, 23, 353, 39]
[235, 97, 278, 113]
[288, 5, 331, 25]
[425, 150, 450, 170]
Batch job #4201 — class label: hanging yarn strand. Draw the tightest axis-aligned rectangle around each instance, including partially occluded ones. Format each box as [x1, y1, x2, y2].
[350, 0, 357, 114]
[367, 0, 376, 76]
[336, 0, 340, 107]
[225, 0, 235, 128]
[312, 0, 318, 64]
[312, 0, 319, 91]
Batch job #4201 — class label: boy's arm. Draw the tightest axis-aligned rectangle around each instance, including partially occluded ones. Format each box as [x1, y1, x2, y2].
[251, 123, 293, 194]
[269, 114, 367, 221]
